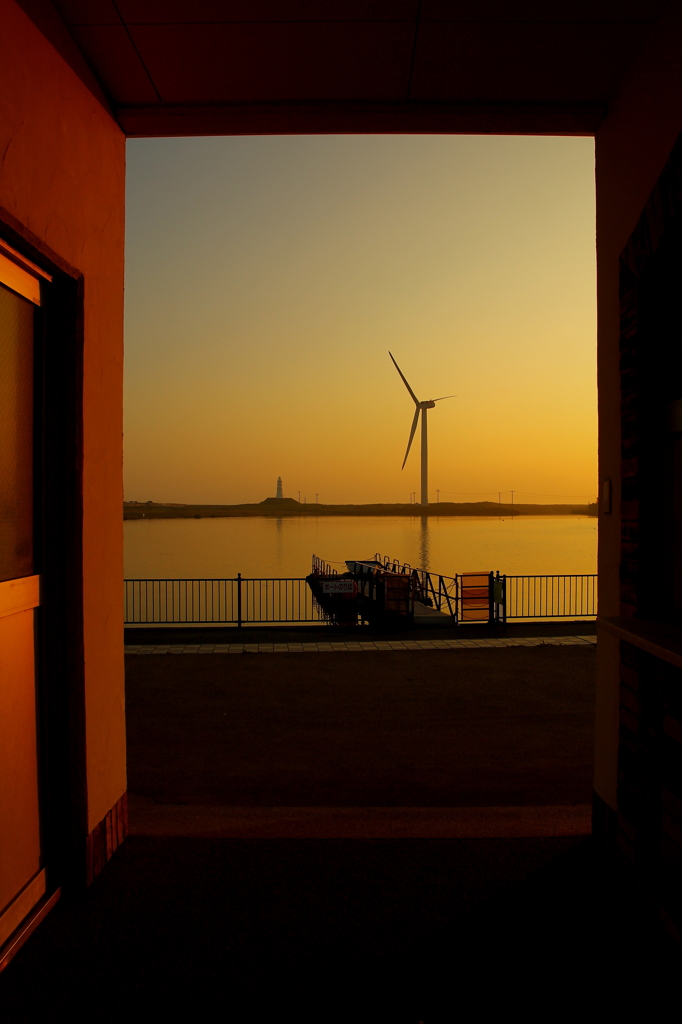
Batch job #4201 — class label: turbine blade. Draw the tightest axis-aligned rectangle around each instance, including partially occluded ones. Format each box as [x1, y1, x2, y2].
[431, 395, 456, 402]
[389, 351, 419, 405]
[402, 407, 420, 469]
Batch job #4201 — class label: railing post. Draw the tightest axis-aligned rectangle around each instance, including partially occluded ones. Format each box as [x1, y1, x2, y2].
[492, 571, 506, 625]
[237, 573, 242, 629]
[488, 571, 495, 625]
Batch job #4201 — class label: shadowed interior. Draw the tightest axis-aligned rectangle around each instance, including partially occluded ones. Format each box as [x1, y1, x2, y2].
[0, 834, 676, 1019]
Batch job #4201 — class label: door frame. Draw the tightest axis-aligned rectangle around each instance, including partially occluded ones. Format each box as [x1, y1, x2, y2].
[0, 209, 86, 966]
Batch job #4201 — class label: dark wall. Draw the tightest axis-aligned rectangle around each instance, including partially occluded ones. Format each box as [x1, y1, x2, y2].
[619, 134, 682, 620]
[619, 641, 682, 937]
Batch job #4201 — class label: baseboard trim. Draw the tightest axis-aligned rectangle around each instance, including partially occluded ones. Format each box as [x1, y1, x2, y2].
[0, 888, 60, 974]
[86, 791, 128, 885]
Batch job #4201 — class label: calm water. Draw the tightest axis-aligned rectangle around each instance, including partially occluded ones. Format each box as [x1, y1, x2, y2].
[124, 515, 597, 579]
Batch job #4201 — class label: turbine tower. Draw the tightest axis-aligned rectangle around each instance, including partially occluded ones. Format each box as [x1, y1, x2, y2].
[389, 352, 454, 505]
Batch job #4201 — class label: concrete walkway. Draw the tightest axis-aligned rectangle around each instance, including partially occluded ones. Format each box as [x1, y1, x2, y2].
[126, 644, 596, 839]
[125, 633, 597, 655]
[130, 798, 592, 839]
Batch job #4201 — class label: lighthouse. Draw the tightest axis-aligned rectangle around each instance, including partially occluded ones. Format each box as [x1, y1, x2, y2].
[276, 477, 283, 499]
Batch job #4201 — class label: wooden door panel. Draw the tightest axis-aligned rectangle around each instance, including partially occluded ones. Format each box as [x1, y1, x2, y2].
[0, 251, 52, 955]
[0, 597, 41, 918]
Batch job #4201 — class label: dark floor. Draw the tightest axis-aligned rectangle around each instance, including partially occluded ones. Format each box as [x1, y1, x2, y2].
[0, 836, 676, 1022]
[4, 640, 675, 1019]
[126, 646, 596, 807]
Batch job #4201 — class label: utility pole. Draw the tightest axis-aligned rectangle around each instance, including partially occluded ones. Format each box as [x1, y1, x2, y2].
[315, 494, 318, 504]
[298, 490, 301, 503]
[437, 489, 440, 503]
[511, 490, 514, 518]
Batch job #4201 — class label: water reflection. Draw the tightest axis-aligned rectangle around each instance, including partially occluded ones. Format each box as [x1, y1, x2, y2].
[419, 515, 430, 571]
[125, 515, 597, 580]
[275, 517, 283, 573]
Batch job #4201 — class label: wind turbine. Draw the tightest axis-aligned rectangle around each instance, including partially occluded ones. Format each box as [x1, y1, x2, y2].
[389, 351, 455, 506]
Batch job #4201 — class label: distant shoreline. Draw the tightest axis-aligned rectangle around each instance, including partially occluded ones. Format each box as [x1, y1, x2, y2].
[124, 500, 597, 520]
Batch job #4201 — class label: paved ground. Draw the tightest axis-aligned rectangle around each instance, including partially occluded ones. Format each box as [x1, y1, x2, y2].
[129, 800, 592, 838]
[126, 645, 596, 817]
[124, 632, 596, 655]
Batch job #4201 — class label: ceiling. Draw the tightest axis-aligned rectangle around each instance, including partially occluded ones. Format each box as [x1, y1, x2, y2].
[19, 1, 670, 136]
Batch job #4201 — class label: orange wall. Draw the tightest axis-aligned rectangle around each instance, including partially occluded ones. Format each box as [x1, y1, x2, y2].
[0, 0, 126, 831]
[594, 3, 682, 809]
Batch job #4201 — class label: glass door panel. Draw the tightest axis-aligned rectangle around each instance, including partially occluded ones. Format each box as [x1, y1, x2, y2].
[0, 283, 33, 582]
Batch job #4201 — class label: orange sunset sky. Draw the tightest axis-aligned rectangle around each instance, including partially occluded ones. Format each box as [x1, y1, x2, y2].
[123, 134, 597, 505]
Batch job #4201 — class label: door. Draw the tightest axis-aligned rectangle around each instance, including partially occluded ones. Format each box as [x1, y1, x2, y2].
[0, 248, 47, 950]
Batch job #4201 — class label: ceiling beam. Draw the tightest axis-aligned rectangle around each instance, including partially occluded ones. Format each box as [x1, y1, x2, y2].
[118, 99, 606, 139]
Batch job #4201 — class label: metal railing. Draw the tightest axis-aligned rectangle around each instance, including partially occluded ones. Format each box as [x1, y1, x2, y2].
[124, 576, 325, 626]
[503, 574, 597, 620]
[368, 557, 593, 618]
[373, 552, 458, 615]
[372, 554, 596, 621]
[124, 570, 597, 625]
[311, 555, 338, 577]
